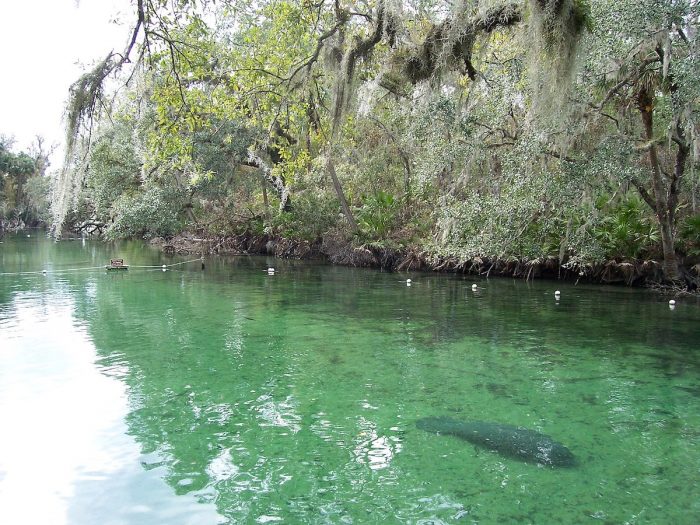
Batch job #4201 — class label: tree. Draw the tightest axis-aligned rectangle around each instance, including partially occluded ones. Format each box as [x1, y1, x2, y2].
[54, 0, 698, 283]
[1, 136, 42, 226]
[587, 0, 700, 280]
[58, 1, 588, 232]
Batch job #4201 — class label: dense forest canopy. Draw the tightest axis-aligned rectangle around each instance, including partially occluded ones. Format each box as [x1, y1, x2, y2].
[0, 136, 52, 230]
[51, 0, 699, 283]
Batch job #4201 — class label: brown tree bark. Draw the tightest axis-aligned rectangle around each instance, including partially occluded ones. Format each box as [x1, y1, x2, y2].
[636, 87, 684, 281]
[325, 155, 358, 231]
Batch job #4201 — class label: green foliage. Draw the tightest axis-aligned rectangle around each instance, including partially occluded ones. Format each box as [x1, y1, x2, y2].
[0, 138, 44, 226]
[192, 121, 257, 178]
[106, 184, 187, 239]
[23, 175, 52, 224]
[53, 0, 699, 279]
[190, 120, 260, 209]
[86, 125, 142, 221]
[0, 177, 14, 218]
[0, 150, 34, 176]
[572, 0, 594, 33]
[678, 214, 700, 257]
[592, 195, 659, 259]
[271, 190, 339, 241]
[356, 191, 399, 240]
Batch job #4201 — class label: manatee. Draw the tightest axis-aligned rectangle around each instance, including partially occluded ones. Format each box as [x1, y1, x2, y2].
[416, 416, 575, 467]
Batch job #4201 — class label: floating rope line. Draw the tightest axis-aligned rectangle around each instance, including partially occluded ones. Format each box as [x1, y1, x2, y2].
[0, 265, 106, 276]
[0, 257, 205, 277]
[129, 257, 204, 269]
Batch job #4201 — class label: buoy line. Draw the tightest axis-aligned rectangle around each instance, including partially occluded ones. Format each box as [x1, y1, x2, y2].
[0, 265, 106, 276]
[0, 257, 205, 276]
[129, 257, 204, 269]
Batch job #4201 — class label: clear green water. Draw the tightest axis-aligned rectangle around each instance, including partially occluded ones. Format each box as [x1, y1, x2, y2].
[1, 233, 699, 524]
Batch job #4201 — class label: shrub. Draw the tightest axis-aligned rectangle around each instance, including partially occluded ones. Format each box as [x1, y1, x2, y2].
[106, 185, 186, 239]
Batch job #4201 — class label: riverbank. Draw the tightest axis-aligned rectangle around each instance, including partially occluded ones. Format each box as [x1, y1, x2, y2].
[150, 231, 700, 291]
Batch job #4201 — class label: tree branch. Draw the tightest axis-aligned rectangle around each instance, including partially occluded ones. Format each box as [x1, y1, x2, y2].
[243, 152, 292, 212]
[630, 177, 655, 210]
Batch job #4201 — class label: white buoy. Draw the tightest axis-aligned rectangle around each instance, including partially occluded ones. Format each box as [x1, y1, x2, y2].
[27, 234, 30, 238]
[669, 299, 676, 306]
[554, 290, 561, 296]
[42, 270, 47, 275]
[472, 284, 478, 291]
[406, 278, 412, 283]
[162, 264, 167, 269]
[268, 267, 275, 272]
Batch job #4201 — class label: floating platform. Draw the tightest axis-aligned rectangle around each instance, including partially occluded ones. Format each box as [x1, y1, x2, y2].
[106, 258, 128, 271]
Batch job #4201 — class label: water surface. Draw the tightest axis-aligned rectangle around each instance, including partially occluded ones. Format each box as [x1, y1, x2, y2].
[1, 233, 699, 523]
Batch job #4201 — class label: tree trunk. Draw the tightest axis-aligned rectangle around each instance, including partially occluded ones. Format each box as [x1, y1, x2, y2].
[637, 87, 681, 281]
[261, 178, 271, 221]
[183, 204, 197, 224]
[658, 220, 679, 279]
[318, 2, 389, 233]
[326, 155, 358, 231]
[173, 169, 198, 225]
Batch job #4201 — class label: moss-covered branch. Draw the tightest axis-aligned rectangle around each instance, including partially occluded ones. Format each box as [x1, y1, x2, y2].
[389, 3, 522, 85]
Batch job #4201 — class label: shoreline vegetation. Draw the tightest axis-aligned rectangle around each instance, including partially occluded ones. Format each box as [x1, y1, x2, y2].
[2, 224, 698, 292]
[150, 231, 700, 292]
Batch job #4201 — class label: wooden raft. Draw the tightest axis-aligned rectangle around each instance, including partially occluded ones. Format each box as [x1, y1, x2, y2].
[106, 258, 129, 270]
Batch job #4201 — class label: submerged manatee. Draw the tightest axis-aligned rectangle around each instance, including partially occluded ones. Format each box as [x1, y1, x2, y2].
[416, 416, 575, 467]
